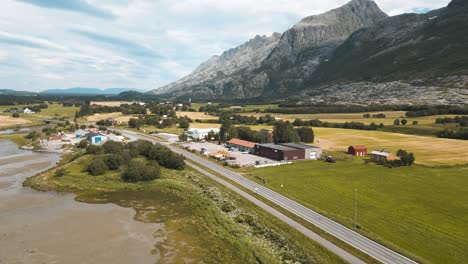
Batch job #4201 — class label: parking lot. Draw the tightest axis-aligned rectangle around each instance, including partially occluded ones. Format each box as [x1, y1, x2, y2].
[181, 142, 275, 167]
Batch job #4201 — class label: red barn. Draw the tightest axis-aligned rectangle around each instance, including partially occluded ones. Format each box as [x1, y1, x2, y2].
[348, 146, 367, 156]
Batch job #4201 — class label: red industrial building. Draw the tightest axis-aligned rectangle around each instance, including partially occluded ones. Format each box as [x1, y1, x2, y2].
[348, 145, 368, 156]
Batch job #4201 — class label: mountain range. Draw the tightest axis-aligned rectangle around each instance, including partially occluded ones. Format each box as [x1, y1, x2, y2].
[150, 0, 468, 105]
[41, 88, 144, 95]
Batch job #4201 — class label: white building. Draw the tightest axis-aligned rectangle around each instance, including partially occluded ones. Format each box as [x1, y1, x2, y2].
[185, 128, 220, 140]
[23, 108, 35, 114]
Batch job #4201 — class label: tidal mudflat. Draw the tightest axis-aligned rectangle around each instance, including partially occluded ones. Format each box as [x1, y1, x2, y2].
[0, 140, 159, 264]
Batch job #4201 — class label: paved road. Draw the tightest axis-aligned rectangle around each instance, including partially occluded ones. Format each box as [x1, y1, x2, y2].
[121, 130, 417, 264]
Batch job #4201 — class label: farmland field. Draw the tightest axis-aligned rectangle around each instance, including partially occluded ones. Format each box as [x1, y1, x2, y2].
[0, 115, 31, 128]
[239, 156, 468, 264]
[85, 112, 135, 123]
[177, 111, 218, 120]
[33, 104, 79, 119]
[0, 103, 79, 120]
[246, 125, 468, 165]
[241, 111, 460, 125]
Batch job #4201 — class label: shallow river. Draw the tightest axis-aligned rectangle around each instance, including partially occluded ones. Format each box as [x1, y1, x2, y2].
[0, 140, 159, 263]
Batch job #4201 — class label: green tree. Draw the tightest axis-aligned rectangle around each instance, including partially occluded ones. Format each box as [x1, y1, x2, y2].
[88, 158, 108, 176]
[102, 141, 124, 154]
[412, 121, 419, 125]
[104, 155, 124, 170]
[219, 120, 232, 141]
[273, 121, 300, 143]
[121, 159, 161, 183]
[295, 127, 314, 143]
[401, 119, 408, 126]
[178, 119, 190, 129]
[394, 119, 400, 126]
[86, 144, 103, 155]
[11, 113, 20, 118]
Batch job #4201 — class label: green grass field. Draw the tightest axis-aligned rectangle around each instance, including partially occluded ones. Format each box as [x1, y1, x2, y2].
[25, 154, 345, 264]
[239, 154, 468, 264]
[0, 103, 79, 120]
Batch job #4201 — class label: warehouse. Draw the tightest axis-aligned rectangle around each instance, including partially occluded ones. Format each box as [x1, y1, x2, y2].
[279, 143, 322, 160]
[255, 143, 304, 161]
[226, 138, 256, 153]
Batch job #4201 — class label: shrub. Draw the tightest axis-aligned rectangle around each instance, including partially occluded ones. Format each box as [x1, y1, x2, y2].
[102, 141, 124, 154]
[121, 159, 161, 182]
[88, 158, 108, 176]
[86, 144, 102, 155]
[24, 131, 40, 140]
[55, 168, 67, 177]
[12, 113, 20, 118]
[77, 139, 88, 148]
[104, 155, 124, 170]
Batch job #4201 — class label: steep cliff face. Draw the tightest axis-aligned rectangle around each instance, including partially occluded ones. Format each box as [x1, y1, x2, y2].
[153, 33, 281, 98]
[259, 0, 388, 96]
[151, 0, 387, 99]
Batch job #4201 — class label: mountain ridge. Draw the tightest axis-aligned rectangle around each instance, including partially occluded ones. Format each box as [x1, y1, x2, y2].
[42, 87, 145, 95]
[150, 0, 468, 105]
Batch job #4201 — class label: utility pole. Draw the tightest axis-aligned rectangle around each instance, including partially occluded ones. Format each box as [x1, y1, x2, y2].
[262, 166, 265, 184]
[354, 189, 358, 228]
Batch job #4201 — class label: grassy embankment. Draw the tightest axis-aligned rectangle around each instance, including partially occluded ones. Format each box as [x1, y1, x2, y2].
[25, 154, 346, 264]
[0, 133, 31, 146]
[237, 152, 468, 264]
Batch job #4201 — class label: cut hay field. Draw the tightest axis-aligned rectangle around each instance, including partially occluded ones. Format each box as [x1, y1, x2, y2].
[247, 125, 468, 165]
[240, 157, 468, 264]
[177, 111, 218, 120]
[190, 123, 221, 129]
[85, 112, 134, 123]
[0, 115, 31, 128]
[241, 111, 459, 125]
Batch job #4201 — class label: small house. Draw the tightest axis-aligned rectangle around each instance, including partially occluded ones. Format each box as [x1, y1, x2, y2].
[348, 146, 368, 156]
[50, 135, 62, 141]
[370, 150, 398, 162]
[85, 132, 108, 145]
[226, 138, 256, 153]
[23, 108, 35, 114]
[185, 128, 220, 140]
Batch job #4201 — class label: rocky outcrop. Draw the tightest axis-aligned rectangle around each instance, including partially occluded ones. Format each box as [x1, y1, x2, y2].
[153, 33, 281, 97]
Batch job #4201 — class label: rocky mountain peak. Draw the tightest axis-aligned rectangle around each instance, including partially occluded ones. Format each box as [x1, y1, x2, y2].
[275, 0, 387, 56]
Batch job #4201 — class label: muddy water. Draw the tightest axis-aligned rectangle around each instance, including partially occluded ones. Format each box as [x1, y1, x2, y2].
[0, 140, 160, 263]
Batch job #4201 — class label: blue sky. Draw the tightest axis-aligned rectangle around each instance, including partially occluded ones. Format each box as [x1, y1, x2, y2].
[0, 0, 451, 91]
